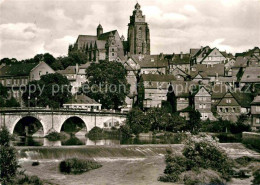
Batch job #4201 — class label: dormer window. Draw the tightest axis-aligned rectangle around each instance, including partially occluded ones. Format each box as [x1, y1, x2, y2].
[226, 99, 231, 103]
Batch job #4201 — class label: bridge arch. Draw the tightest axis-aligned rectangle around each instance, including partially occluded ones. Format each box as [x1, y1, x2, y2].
[11, 115, 46, 136]
[58, 116, 88, 133]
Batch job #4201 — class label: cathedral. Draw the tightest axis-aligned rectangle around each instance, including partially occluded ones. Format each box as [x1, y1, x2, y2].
[70, 3, 150, 62]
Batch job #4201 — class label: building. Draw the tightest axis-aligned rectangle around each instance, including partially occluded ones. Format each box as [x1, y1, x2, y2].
[216, 92, 241, 122]
[167, 52, 191, 74]
[194, 86, 215, 120]
[71, 29, 125, 62]
[130, 55, 168, 75]
[126, 3, 150, 55]
[57, 63, 89, 94]
[190, 64, 225, 83]
[251, 95, 260, 131]
[240, 67, 260, 87]
[141, 74, 176, 109]
[190, 46, 226, 65]
[0, 61, 55, 104]
[63, 94, 101, 111]
[71, 3, 150, 61]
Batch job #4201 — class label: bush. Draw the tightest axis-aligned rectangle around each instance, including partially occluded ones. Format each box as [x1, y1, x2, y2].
[235, 156, 260, 166]
[59, 158, 102, 174]
[243, 137, 260, 152]
[87, 127, 103, 138]
[119, 124, 133, 138]
[252, 169, 260, 185]
[32, 161, 40, 166]
[16, 175, 43, 185]
[216, 133, 242, 143]
[0, 126, 19, 183]
[159, 134, 234, 184]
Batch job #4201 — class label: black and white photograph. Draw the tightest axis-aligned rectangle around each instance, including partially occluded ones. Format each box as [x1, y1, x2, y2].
[0, 0, 260, 184]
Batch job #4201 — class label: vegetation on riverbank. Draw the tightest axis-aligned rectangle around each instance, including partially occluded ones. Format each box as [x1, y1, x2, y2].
[59, 158, 102, 174]
[158, 134, 234, 184]
[0, 126, 44, 185]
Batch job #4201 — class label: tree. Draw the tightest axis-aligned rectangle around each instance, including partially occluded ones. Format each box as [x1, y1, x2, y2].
[0, 83, 8, 107]
[166, 85, 177, 113]
[5, 97, 20, 107]
[0, 83, 20, 108]
[188, 109, 201, 133]
[126, 107, 150, 135]
[84, 61, 130, 110]
[22, 73, 72, 108]
[68, 51, 88, 64]
[146, 108, 171, 131]
[0, 126, 19, 183]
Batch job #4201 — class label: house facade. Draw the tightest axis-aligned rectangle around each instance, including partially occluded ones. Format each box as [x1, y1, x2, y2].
[251, 95, 260, 131]
[194, 86, 215, 120]
[0, 61, 55, 104]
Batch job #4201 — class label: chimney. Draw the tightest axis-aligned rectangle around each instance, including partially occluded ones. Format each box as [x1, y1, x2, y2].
[159, 53, 164, 60]
[180, 52, 183, 59]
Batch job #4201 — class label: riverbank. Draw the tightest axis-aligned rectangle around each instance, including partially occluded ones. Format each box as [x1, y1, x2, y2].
[18, 143, 260, 185]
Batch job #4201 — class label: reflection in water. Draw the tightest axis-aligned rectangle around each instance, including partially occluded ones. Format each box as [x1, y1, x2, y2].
[13, 135, 183, 147]
[12, 137, 43, 146]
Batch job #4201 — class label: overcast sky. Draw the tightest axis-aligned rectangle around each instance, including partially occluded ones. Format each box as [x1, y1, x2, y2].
[0, 0, 259, 60]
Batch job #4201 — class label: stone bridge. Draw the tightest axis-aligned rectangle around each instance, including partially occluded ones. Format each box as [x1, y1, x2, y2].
[0, 108, 127, 136]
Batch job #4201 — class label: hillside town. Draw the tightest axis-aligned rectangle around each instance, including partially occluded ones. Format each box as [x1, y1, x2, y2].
[1, 1, 260, 185]
[0, 3, 260, 131]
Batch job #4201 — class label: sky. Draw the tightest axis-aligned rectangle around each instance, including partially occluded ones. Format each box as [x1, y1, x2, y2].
[0, 0, 259, 60]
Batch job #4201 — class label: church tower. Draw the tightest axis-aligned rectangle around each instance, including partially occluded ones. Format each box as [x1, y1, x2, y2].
[127, 3, 150, 55]
[97, 24, 103, 37]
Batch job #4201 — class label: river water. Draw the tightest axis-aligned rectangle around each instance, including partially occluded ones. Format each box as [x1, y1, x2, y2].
[12, 135, 183, 147]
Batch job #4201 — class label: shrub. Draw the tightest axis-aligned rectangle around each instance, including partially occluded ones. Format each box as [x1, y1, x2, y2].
[32, 161, 40, 166]
[216, 133, 242, 143]
[59, 158, 102, 174]
[242, 137, 260, 152]
[119, 124, 133, 138]
[235, 156, 260, 166]
[252, 169, 260, 185]
[159, 134, 234, 184]
[16, 175, 43, 185]
[87, 127, 103, 138]
[0, 126, 19, 183]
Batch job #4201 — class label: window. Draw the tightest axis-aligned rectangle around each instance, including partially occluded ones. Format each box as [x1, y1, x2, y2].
[112, 48, 114, 52]
[256, 118, 260, 124]
[112, 53, 114, 56]
[256, 106, 260, 112]
[208, 56, 212, 60]
[226, 99, 231, 103]
[199, 97, 202, 101]
[203, 104, 206, 109]
[225, 108, 228, 112]
[220, 108, 223, 112]
[46, 72, 48, 75]
[39, 71, 42, 76]
[138, 27, 142, 39]
[7, 79, 11, 85]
